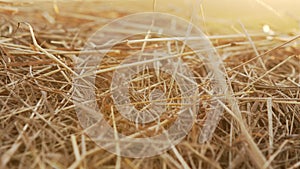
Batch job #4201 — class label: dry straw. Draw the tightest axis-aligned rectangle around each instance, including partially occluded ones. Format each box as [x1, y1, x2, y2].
[0, 1, 300, 169]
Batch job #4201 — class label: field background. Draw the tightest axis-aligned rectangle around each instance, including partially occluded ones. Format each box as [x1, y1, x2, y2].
[5, 0, 300, 33]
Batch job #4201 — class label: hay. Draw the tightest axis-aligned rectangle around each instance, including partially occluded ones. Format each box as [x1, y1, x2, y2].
[0, 1, 300, 169]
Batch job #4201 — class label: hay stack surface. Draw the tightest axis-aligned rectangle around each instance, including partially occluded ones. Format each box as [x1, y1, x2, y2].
[0, 1, 300, 169]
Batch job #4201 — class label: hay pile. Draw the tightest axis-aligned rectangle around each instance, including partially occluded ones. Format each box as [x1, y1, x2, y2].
[0, 1, 300, 169]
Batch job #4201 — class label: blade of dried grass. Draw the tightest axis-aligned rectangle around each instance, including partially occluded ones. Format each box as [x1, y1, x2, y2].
[71, 134, 82, 169]
[22, 22, 78, 76]
[171, 145, 191, 169]
[267, 98, 274, 155]
[111, 106, 121, 169]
